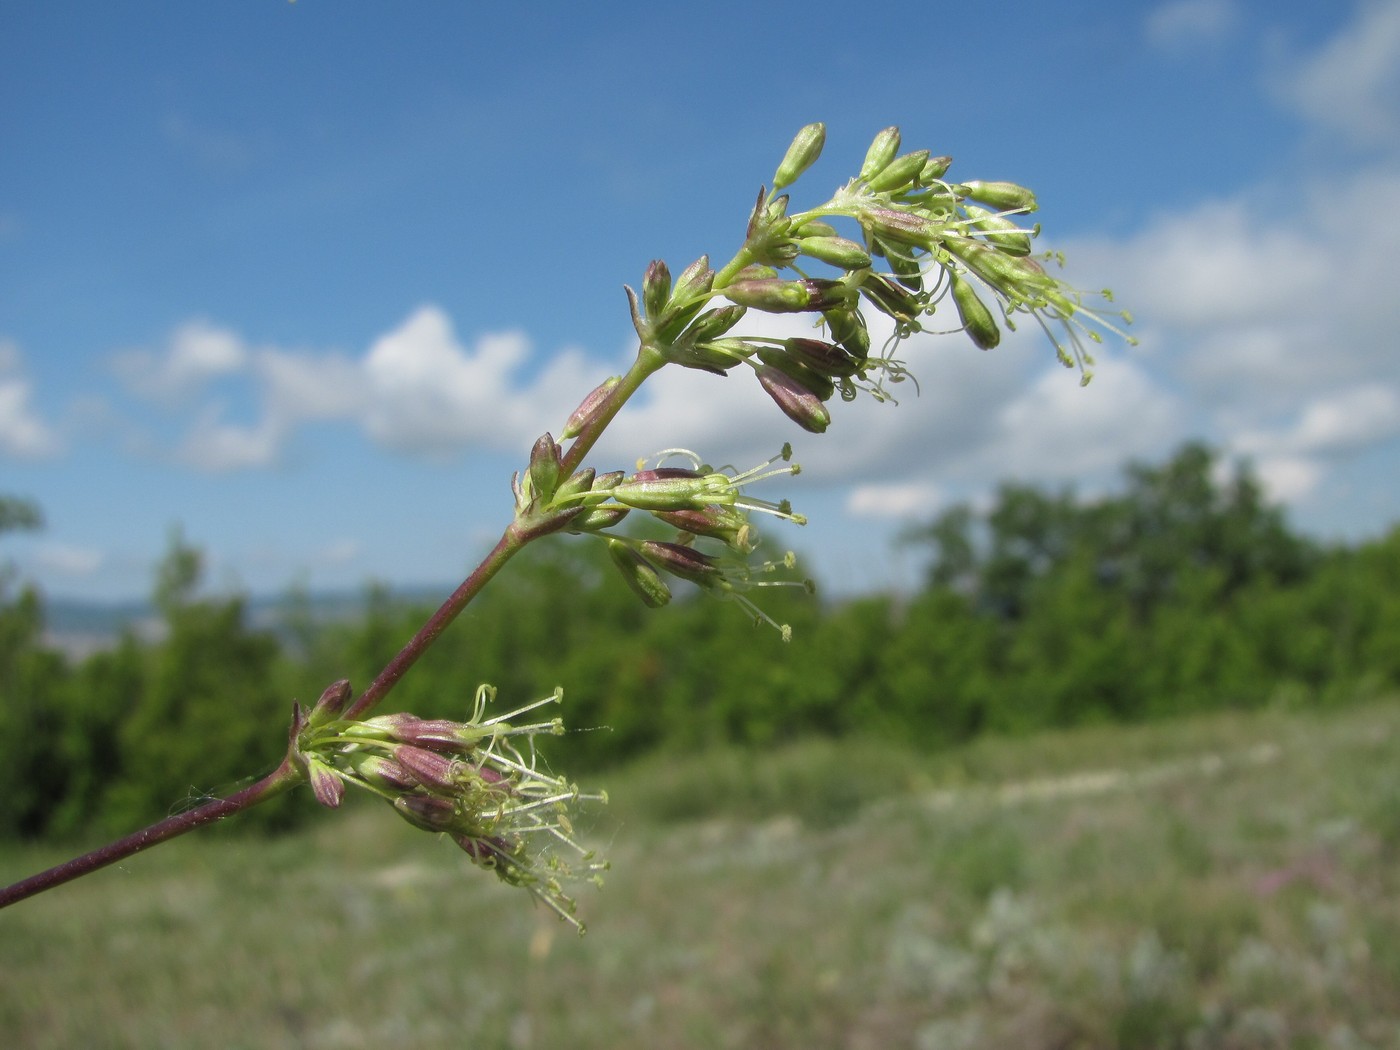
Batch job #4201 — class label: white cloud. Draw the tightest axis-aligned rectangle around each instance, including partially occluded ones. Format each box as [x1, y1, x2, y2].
[1275, 0, 1400, 148]
[973, 356, 1185, 483]
[1226, 383, 1400, 502]
[1146, 0, 1239, 52]
[0, 340, 60, 459]
[1250, 455, 1325, 503]
[847, 481, 945, 520]
[177, 406, 285, 471]
[35, 542, 104, 576]
[114, 320, 248, 404]
[114, 305, 602, 471]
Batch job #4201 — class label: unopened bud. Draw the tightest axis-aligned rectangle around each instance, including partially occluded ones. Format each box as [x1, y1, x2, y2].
[392, 745, 462, 795]
[724, 278, 814, 313]
[308, 678, 352, 728]
[527, 433, 563, 503]
[823, 308, 870, 360]
[949, 273, 1001, 350]
[639, 540, 723, 586]
[307, 758, 345, 809]
[562, 377, 620, 440]
[653, 505, 754, 552]
[773, 122, 826, 191]
[858, 126, 901, 182]
[863, 208, 943, 248]
[758, 347, 835, 402]
[671, 255, 715, 301]
[920, 155, 953, 182]
[606, 538, 672, 608]
[798, 235, 872, 270]
[757, 365, 831, 433]
[943, 236, 1053, 295]
[643, 260, 671, 322]
[864, 149, 930, 195]
[783, 337, 862, 377]
[962, 204, 1033, 256]
[957, 180, 1038, 213]
[682, 304, 747, 343]
[859, 272, 923, 325]
[345, 752, 420, 792]
[610, 467, 707, 511]
[569, 505, 631, 532]
[554, 467, 597, 504]
[394, 794, 461, 833]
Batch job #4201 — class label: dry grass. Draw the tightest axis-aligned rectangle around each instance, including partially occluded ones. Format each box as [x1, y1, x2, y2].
[3, 700, 1399, 1048]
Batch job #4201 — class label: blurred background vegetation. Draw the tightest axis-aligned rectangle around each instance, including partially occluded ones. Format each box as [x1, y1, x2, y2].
[2, 439, 1398, 842]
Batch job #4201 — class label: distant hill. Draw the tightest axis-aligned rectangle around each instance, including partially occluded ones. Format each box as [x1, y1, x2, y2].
[38, 584, 452, 661]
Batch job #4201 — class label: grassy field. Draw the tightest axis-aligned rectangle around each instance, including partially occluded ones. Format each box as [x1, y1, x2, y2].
[3, 699, 1400, 1049]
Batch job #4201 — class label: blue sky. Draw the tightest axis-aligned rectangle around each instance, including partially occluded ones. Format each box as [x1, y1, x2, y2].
[3, 0, 1399, 603]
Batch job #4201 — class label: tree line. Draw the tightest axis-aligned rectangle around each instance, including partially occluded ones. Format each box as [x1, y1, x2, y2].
[3, 441, 1399, 840]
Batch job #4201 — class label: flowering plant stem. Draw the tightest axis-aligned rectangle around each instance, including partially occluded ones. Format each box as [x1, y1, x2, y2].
[0, 123, 1131, 921]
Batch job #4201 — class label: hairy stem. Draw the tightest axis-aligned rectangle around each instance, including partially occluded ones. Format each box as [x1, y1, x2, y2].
[0, 760, 301, 909]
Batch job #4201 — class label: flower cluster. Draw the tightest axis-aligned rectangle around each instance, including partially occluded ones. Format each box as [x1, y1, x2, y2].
[509, 432, 813, 637]
[623, 123, 1134, 438]
[290, 680, 606, 931]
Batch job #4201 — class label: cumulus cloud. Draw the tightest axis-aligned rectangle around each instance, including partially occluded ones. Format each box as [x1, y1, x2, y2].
[0, 340, 60, 459]
[361, 307, 590, 455]
[1146, 0, 1239, 52]
[114, 306, 599, 471]
[1274, 0, 1400, 148]
[113, 320, 248, 404]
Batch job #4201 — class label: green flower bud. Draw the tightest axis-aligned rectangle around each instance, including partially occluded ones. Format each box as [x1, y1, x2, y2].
[920, 155, 953, 181]
[798, 235, 872, 270]
[568, 505, 631, 532]
[950, 273, 1001, 350]
[553, 467, 597, 504]
[562, 377, 620, 440]
[862, 207, 943, 248]
[610, 467, 710, 511]
[942, 236, 1053, 297]
[643, 260, 671, 322]
[772, 122, 826, 191]
[757, 365, 831, 433]
[792, 219, 838, 238]
[725, 278, 842, 313]
[606, 538, 672, 608]
[859, 272, 923, 326]
[962, 204, 1033, 256]
[681, 304, 747, 343]
[858, 126, 901, 182]
[864, 149, 930, 194]
[957, 180, 1038, 213]
[667, 340, 747, 375]
[526, 433, 563, 504]
[671, 255, 715, 301]
[732, 263, 780, 281]
[823, 308, 870, 360]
